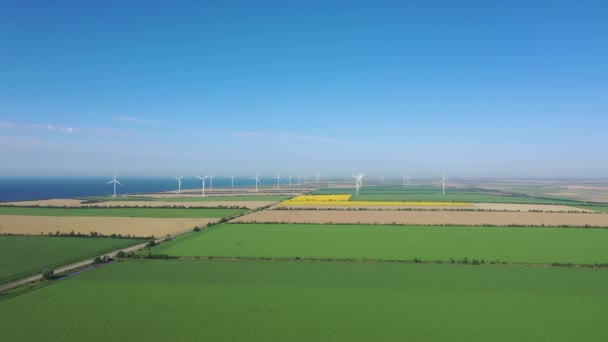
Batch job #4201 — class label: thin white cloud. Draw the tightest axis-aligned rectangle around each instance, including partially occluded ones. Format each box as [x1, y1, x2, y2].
[0, 120, 128, 137]
[114, 116, 163, 125]
[234, 131, 344, 143]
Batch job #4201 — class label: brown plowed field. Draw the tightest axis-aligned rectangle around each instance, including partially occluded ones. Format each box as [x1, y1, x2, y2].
[233, 210, 608, 227]
[0, 216, 216, 237]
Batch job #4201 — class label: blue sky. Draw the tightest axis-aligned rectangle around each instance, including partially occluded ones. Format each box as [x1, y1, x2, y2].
[1, 0, 607, 178]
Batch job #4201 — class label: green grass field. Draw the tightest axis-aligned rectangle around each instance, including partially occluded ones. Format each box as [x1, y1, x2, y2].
[575, 205, 608, 213]
[0, 207, 247, 218]
[313, 185, 589, 205]
[1, 260, 607, 341]
[85, 195, 290, 202]
[151, 224, 608, 264]
[0, 236, 140, 284]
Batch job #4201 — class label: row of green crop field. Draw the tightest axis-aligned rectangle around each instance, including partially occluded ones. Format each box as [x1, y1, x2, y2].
[1, 260, 607, 341]
[151, 223, 608, 265]
[0, 236, 140, 284]
[313, 185, 595, 205]
[0, 207, 247, 218]
[84, 195, 291, 203]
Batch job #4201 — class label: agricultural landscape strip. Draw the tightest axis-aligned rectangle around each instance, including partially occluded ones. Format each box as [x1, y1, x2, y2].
[234, 209, 608, 226]
[150, 223, 608, 264]
[1, 260, 607, 342]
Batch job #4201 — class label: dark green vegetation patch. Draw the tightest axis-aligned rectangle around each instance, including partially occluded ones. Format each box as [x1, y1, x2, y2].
[0, 207, 247, 218]
[1, 260, 607, 341]
[151, 223, 608, 264]
[0, 236, 139, 284]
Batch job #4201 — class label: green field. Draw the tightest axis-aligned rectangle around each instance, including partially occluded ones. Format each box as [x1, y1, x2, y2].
[151, 223, 608, 264]
[575, 205, 608, 213]
[314, 185, 589, 205]
[0, 207, 247, 218]
[1, 260, 607, 341]
[0, 235, 140, 284]
[85, 195, 290, 202]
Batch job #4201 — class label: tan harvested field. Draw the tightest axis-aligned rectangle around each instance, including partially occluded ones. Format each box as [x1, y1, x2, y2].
[234, 210, 608, 227]
[83, 201, 274, 209]
[1, 199, 272, 209]
[1, 199, 83, 207]
[472, 203, 594, 212]
[275, 203, 593, 212]
[0, 216, 216, 237]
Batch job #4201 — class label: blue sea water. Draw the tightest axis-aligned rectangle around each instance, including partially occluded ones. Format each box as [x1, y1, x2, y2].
[0, 177, 273, 202]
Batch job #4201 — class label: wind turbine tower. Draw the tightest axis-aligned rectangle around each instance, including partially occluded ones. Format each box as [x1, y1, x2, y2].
[274, 172, 282, 189]
[173, 176, 184, 194]
[440, 171, 449, 195]
[251, 172, 262, 192]
[106, 170, 122, 197]
[196, 175, 210, 197]
[230, 175, 236, 188]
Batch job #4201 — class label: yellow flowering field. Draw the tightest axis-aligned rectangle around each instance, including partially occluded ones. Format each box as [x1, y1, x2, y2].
[281, 195, 471, 207]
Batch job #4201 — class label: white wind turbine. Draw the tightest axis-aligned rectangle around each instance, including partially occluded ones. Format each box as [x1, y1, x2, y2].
[288, 173, 293, 187]
[173, 176, 184, 194]
[352, 173, 363, 196]
[403, 174, 411, 186]
[230, 175, 236, 188]
[196, 175, 210, 197]
[440, 171, 449, 195]
[106, 170, 122, 197]
[316, 173, 321, 183]
[251, 172, 262, 192]
[274, 172, 282, 188]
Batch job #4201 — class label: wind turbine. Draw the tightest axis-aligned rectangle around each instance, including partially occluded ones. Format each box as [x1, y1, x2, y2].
[353, 173, 363, 196]
[403, 174, 412, 186]
[288, 173, 293, 187]
[208, 174, 216, 190]
[440, 171, 449, 195]
[274, 172, 281, 188]
[106, 170, 122, 197]
[230, 175, 236, 188]
[251, 172, 262, 192]
[316, 173, 321, 183]
[196, 175, 210, 197]
[173, 176, 184, 194]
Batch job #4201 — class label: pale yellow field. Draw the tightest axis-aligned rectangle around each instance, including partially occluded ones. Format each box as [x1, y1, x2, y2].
[234, 210, 608, 227]
[0, 199, 273, 210]
[82, 201, 274, 210]
[0, 216, 216, 237]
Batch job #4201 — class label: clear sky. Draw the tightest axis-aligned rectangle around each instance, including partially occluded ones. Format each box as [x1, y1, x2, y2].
[1, 0, 606, 178]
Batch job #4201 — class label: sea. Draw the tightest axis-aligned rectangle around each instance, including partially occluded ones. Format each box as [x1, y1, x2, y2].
[0, 177, 275, 202]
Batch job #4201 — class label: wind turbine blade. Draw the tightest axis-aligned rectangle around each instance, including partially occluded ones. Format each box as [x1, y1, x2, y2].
[106, 180, 114, 185]
[116, 181, 123, 186]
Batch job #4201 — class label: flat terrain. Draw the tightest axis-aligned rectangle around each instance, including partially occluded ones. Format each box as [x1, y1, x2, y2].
[152, 224, 608, 264]
[0, 216, 218, 237]
[277, 202, 593, 212]
[0, 206, 246, 218]
[313, 185, 592, 205]
[235, 209, 608, 227]
[0, 235, 139, 284]
[83, 200, 274, 209]
[1, 260, 606, 341]
[1, 198, 276, 209]
[86, 195, 290, 202]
